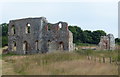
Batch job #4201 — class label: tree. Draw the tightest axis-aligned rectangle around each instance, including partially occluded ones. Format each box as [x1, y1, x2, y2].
[68, 26, 83, 43]
[92, 30, 106, 44]
[1, 23, 8, 36]
[69, 26, 107, 45]
[0, 23, 8, 47]
[83, 30, 93, 44]
[115, 38, 120, 45]
[68, 26, 77, 43]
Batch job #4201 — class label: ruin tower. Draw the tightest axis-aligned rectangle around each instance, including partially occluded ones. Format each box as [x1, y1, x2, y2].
[8, 17, 74, 54]
[99, 34, 115, 50]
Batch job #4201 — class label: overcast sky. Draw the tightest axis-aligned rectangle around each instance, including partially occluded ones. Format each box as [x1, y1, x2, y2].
[0, 0, 118, 38]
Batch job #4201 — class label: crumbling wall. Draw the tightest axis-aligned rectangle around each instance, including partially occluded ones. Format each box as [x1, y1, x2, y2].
[42, 21, 74, 52]
[99, 34, 115, 50]
[8, 17, 74, 54]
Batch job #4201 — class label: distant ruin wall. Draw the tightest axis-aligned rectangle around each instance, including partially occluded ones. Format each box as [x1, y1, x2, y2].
[99, 34, 115, 50]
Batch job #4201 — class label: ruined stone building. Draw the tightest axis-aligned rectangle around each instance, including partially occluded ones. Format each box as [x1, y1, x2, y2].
[8, 17, 74, 54]
[99, 34, 115, 50]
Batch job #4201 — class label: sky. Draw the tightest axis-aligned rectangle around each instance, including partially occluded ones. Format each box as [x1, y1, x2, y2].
[0, 0, 119, 38]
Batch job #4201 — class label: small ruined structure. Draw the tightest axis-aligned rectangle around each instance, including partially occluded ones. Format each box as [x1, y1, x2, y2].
[99, 34, 115, 50]
[8, 17, 74, 54]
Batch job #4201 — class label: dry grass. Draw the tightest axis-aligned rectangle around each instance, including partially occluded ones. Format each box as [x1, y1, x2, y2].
[26, 59, 117, 75]
[2, 51, 118, 75]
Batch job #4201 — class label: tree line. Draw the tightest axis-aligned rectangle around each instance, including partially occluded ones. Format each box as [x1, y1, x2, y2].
[1, 23, 120, 47]
[1, 23, 8, 47]
[68, 26, 107, 45]
[68, 26, 120, 45]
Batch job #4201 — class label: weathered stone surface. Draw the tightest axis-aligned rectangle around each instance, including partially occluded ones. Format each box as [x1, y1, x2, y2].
[98, 34, 115, 50]
[8, 17, 74, 54]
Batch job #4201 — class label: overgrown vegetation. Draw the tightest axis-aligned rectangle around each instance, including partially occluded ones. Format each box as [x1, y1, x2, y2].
[2, 50, 118, 75]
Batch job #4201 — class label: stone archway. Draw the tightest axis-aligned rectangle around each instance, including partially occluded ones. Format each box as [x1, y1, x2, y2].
[59, 42, 64, 51]
[23, 41, 29, 54]
[12, 41, 16, 51]
[35, 40, 39, 51]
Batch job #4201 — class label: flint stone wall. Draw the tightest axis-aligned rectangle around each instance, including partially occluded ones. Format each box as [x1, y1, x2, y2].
[99, 34, 115, 50]
[8, 17, 74, 54]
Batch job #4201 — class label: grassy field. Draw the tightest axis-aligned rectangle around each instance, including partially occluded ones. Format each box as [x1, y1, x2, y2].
[1, 46, 119, 75]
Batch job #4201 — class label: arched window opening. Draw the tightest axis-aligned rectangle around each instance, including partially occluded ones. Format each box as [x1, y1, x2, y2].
[11, 25, 15, 35]
[47, 40, 51, 51]
[59, 42, 64, 50]
[105, 42, 108, 49]
[23, 41, 28, 54]
[35, 40, 39, 50]
[26, 23, 30, 33]
[47, 40, 51, 47]
[58, 23, 62, 29]
[103, 40, 108, 49]
[12, 41, 16, 51]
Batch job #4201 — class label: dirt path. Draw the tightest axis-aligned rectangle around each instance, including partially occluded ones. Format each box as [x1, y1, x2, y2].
[0, 47, 18, 75]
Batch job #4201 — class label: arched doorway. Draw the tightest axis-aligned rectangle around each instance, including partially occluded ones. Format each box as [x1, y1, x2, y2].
[23, 41, 28, 54]
[103, 40, 108, 49]
[47, 40, 51, 51]
[59, 42, 64, 51]
[12, 41, 16, 51]
[35, 40, 39, 51]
